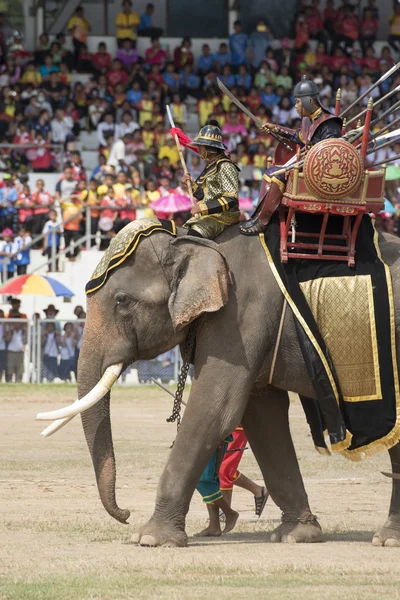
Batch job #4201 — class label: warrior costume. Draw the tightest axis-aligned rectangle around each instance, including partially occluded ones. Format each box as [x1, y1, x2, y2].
[184, 125, 240, 239]
[241, 77, 343, 235]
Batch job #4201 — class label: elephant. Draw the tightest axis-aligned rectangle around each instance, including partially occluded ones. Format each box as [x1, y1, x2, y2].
[41, 222, 400, 548]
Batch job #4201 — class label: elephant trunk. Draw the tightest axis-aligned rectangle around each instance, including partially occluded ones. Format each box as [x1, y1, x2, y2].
[78, 353, 130, 524]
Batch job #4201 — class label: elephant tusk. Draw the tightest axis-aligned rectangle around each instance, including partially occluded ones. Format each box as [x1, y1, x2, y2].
[40, 415, 75, 437]
[36, 363, 123, 422]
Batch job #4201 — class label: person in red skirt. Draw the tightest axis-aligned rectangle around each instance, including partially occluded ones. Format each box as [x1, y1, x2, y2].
[220, 426, 269, 517]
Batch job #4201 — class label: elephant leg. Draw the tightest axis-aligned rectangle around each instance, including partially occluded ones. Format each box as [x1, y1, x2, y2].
[242, 386, 323, 543]
[131, 359, 254, 547]
[372, 442, 400, 547]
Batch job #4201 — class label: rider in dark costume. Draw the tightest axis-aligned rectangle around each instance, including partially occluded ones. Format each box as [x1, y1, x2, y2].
[240, 76, 343, 235]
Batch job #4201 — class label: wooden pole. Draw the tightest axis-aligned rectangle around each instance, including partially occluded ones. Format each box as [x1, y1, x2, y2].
[166, 105, 196, 207]
[360, 98, 373, 161]
[335, 88, 341, 117]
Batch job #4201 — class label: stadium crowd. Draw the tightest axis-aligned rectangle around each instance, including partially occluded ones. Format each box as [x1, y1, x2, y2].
[0, 0, 400, 275]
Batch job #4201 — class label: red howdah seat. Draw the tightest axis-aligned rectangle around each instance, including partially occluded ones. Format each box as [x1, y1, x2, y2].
[279, 139, 385, 267]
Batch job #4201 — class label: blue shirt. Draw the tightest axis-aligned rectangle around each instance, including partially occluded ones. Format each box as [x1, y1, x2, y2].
[163, 72, 179, 91]
[39, 65, 60, 77]
[43, 221, 61, 247]
[126, 89, 143, 105]
[14, 236, 31, 266]
[198, 54, 215, 72]
[249, 31, 270, 68]
[229, 32, 248, 66]
[261, 92, 279, 106]
[215, 51, 232, 68]
[219, 73, 235, 88]
[139, 13, 152, 31]
[235, 73, 252, 89]
[180, 72, 200, 88]
[0, 241, 15, 272]
[0, 186, 18, 216]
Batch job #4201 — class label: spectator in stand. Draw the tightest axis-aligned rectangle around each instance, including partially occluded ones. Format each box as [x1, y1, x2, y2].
[16, 184, 33, 230]
[70, 150, 86, 181]
[14, 226, 32, 275]
[138, 3, 163, 39]
[107, 59, 129, 87]
[20, 61, 42, 87]
[0, 175, 18, 231]
[235, 65, 252, 90]
[222, 111, 247, 151]
[163, 61, 181, 95]
[333, 4, 359, 55]
[0, 228, 15, 280]
[115, 183, 137, 231]
[31, 178, 53, 238]
[174, 37, 194, 71]
[305, 0, 327, 44]
[180, 64, 201, 99]
[81, 179, 100, 245]
[59, 322, 76, 382]
[295, 13, 309, 52]
[61, 182, 83, 260]
[35, 33, 51, 64]
[97, 112, 115, 147]
[115, 110, 140, 140]
[215, 42, 231, 70]
[42, 209, 61, 271]
[67, 5, 92, 68]
[249, 20, 272, 71]
[6, 311, 26, 383]
[229, 21, 248, 69]
[51, 108, 74, 145]
[158, 135, 179, 168]
[93, 42, 112, 74]
[198, 44, 215, 76]
[116, 38, 139, 71]
[360, 8, 379, 56]
[116, 0, 140, 48]
[55, 164, 78, 204]
[145, 37, 167, 69]
[107, 131, 133, 172]
[389, 4, 400, 53]
[41, 322, 60, 382]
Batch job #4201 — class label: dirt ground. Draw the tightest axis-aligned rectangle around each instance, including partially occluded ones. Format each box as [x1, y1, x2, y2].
[1, 384, 400, 600]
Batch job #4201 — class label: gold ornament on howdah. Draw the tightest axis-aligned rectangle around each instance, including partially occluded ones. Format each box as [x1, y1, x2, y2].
[303, 139, 364, 200]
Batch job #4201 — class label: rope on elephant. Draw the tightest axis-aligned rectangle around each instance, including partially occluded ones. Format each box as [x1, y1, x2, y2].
[269, 299, 287, 384]
[166, 322, 197, 429]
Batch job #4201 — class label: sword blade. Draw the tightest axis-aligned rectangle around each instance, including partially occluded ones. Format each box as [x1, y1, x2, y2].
[217, 78, 263, 127]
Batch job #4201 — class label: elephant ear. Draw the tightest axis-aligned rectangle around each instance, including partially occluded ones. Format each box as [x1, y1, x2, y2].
[166, 236, 231, 330]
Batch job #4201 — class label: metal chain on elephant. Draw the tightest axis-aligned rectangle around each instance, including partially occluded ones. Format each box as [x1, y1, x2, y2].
[166, 322, 197, 429]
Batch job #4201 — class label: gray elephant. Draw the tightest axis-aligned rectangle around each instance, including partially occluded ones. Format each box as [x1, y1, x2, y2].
[38, 222, 400, 548]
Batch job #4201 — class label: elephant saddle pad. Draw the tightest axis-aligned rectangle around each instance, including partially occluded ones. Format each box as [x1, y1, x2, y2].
[260, 215, 400, 461]
[86, 218, 176, 294]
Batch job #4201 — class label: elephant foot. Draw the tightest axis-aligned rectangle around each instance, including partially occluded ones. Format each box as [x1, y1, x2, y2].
[270, 517, 323, 543]
[372, 519, 400, 547]
[131, 517, 188, 547]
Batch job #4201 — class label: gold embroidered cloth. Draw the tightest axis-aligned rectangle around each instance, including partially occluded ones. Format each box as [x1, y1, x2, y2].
[300, 275, 381, 402]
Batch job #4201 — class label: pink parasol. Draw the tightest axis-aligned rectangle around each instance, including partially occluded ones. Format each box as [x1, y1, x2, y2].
[150, 192, 193, 216]
[239, 197, 255, 211]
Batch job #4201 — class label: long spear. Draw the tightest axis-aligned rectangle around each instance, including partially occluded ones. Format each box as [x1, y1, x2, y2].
[370, 154, 400, 169]
[340, 62, 400, 119]
[346, 85, 400, 127]
[366, 135, 400, 157]
[166, 104, 195, 207]
[350, 104, 400, 145]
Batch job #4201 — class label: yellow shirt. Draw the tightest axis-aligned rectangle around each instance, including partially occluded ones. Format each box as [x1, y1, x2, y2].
[139, 99, 154, 127]
[116, 11, 140, 40]
[113, 183, 126, 200]
[81, 189, 100, 217]
[198, 99, 217, 126]
[158, 145, 180, 165]
[142, 130, 155, 148]
[21, 71, 42, 85]
[390, 14, 400, 36]
[253, 154, 268, 168]
[67, 16, 90, 42]
[61, 200, 82, 231]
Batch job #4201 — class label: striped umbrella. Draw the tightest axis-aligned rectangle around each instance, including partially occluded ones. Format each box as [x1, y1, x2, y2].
[0, 274, 74, 297]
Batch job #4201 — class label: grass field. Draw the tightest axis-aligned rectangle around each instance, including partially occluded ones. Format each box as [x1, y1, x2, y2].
[1, 384, 400, 600]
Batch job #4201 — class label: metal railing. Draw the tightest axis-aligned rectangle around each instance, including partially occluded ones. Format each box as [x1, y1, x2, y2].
[0, 318, 182, 385]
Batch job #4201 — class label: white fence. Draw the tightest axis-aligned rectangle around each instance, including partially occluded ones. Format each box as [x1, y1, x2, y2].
[0, 318, 182, 385]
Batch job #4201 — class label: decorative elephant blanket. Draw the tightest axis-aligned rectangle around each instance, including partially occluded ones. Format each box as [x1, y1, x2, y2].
[86, 219, 176, 294]
[261, 214, 400, 461]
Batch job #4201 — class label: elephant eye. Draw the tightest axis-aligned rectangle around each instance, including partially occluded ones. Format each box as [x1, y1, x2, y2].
[115, 294, 130, 308]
